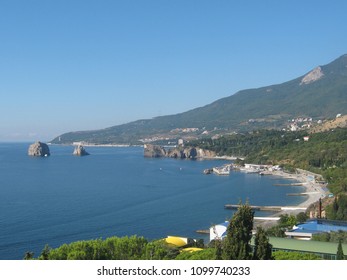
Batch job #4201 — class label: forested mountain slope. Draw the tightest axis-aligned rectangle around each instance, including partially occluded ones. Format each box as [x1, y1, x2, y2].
[52, 54, 347, 144]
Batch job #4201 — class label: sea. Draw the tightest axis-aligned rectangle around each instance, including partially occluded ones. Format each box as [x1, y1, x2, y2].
[0, 143, 306, 260]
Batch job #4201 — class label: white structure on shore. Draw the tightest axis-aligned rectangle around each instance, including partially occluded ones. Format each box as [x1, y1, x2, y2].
[210, 222, 229, 241]
[213, 165, 230, 175]
[239, 164, 282, 173]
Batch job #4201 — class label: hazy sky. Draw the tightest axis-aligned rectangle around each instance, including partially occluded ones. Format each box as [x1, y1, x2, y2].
[1, 0, 347, 141]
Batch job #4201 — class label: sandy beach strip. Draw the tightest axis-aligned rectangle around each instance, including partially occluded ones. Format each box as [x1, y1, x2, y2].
[271, 170, 327, 208]
[253, 169, 328, 228]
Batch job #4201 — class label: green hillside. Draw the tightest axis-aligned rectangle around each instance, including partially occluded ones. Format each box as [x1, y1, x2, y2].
[51, 54, 347, 144]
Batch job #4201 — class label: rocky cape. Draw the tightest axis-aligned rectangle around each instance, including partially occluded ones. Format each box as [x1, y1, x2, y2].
[28, 141, 50, 157]
[144, 144, 216, 159]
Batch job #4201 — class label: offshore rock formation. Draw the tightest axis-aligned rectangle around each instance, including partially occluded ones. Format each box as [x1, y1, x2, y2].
[73, 145, 90, 156]
[144, 144, 215, 159]
[28, 141, 50, 157]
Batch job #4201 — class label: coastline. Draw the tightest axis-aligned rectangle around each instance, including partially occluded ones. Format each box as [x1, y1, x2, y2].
[254, 169, 329, 228]
[200, 155, 330, 230]
[208, 155, 329, 212]
[270, 170, 327, 209]
[48, 143, 132, 147]
[201, 155, 245, 161]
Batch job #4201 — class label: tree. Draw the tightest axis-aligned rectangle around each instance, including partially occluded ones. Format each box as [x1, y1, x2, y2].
[175, 248, 216, 260]
[279, 214, 297, 229]
[266, 225, 285, 237]
[253, 227, 273, 260]
[336, 240, 345, 260]
[273, 251, 322, 260]
[214, 239, 222, 260]
[222, 202, 254, 260]
[39, 244, 51, 260]
[23, 251, 34, 260]
[146, 242, 171, 260]
[296, 212, 308, 224]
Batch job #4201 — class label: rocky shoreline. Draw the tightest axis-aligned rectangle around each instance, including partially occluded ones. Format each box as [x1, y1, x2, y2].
[143, 144, 216, 159]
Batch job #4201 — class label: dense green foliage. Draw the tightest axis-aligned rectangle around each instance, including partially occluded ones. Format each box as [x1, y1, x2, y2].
[312, 230, 347, 243]
[325, 195, 347, 220]
[175, 248, 216, 260]
[193, 130, 306, 159]
[35, 236, 182, 260]
[266, 213, 308, 238]
[278, 214, 303, 229]
[272, 251, 322, 260]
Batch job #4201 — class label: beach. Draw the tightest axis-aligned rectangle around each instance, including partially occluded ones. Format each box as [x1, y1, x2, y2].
[205, 159, 329, 227]
[272, 169, 327, 208]
[253, 169, 329, 228]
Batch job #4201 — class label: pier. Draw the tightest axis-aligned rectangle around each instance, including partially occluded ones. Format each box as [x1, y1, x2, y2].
[224, 204, 307, 212]
[195, 229, 209, 234]
[273, 183, 305, 186]
[286, 193, 308, 196]
[287, 191, 320, 196]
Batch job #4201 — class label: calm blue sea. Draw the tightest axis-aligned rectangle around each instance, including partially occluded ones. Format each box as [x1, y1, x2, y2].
[0, 143, 306, 259]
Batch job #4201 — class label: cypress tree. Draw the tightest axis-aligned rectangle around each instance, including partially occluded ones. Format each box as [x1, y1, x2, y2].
[214, 239, 222, 260]
[23, 251, 34, 260]
[39, 244, 51, 260]
[222, 202, 254, 260]
[253, 227, 273, 260]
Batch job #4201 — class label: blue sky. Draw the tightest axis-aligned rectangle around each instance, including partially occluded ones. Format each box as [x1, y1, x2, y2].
[1, 0, 347, 141]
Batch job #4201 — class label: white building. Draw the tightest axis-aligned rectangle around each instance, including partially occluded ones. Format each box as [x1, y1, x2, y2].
[210, 221, 229, 241]
[244, 164, 268, 171]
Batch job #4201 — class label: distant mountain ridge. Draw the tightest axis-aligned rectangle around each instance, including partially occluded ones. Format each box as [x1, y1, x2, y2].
[52, 54, 347, 144]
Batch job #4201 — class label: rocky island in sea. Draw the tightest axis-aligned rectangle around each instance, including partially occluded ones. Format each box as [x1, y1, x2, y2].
[28, 141, 50, 157]
[144, 144, 215, 159]
[73, 145, 90, 156]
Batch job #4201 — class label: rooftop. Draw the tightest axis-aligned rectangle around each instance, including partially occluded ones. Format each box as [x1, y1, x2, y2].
[290, 219, 347, 234]
[257, 237, 347, 257]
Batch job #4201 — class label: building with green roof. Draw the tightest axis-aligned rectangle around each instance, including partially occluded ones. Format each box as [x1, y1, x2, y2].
[253, 237, 347, 260]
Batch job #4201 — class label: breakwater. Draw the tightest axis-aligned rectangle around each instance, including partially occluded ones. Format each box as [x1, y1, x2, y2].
[224, 204, 307, 212]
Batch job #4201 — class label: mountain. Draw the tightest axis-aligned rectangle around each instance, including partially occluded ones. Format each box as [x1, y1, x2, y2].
[52, 54, 347, 144]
